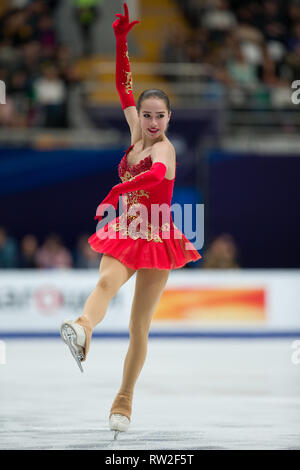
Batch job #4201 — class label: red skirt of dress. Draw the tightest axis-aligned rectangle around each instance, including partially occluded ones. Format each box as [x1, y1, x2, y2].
[88, 213, 202, 270]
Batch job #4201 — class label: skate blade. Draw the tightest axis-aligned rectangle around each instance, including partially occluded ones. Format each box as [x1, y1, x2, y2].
[60, 325, 84, 373]
[114, 431, 119, 440]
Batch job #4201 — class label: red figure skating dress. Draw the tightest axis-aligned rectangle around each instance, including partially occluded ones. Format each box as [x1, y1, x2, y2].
[88, 143, 202, 270]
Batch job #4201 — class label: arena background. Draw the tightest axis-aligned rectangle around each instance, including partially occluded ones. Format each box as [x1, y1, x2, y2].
[0, 0, 300, 451]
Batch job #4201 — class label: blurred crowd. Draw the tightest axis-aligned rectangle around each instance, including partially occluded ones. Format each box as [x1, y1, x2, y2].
[0, 225, 240, 269]
[0, 0, 80, 128]
[1, 0, 298, 128]
[0, 226, 100, 269]
[163, 0, 300, 107]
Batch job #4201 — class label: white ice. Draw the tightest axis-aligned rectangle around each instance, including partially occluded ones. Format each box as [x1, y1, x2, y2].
[1, 338, 300, 450]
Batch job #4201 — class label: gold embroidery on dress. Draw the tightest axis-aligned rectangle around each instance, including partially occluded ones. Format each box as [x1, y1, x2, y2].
[110, 213, 171, 243]
[124, 190, 150, 207]
[127, 169, 149, 181]
[121, 171, 132, 182]
[138, 190, 150, 198]
[116, 164, 168, 240]
[120, 170, 150, 206]
[121, 169, 150, 183]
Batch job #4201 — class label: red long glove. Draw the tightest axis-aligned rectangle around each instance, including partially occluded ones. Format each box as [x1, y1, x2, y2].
[94, 162, 167, 222]
[113, 2, 140, 110]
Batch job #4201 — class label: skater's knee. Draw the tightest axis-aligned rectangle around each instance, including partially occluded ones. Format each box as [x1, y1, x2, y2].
[129, 320, 151, 339]
[96, 275, 118, 297]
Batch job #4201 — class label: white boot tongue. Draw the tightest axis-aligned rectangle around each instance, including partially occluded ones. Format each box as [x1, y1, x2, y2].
[71, 322, 86, 348]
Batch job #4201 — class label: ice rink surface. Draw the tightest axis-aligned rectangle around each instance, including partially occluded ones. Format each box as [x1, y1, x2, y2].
[1, 337, 300, 450]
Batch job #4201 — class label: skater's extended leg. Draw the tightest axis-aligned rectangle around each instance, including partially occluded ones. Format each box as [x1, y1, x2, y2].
[75, 254, 136, 360]
[110, 268, 170, 420]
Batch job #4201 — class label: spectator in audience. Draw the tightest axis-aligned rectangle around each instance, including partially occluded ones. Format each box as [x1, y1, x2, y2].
[36, 15, 57, 58]
[56, 44, 74, 72]
[160, 26, 191, 83]
[255, 0, 286, 45]
[74, 233, 101, 268]
[201, 0, 237, 42]
[26, 0, 49, 35]
[6, 68, 32, 126]
[287, 0, 300, 25]
[176, 0, 204, 29]
[1, 8, 34, 47]
[33, 63, 68, 127]
[222, 40, 259, 105]
[161, 26, 190, 65]
[73, 0, 104, 56]
[0, 38, 20, 71]
[36, 233, 73, 268]
[19, 40, 42, 78]
[285, 20, 300, 81]
[0, 227, 18, 268]
[0, 97, 17, 127]
[285, 43, 300, 81]
[287, 22, 300, 52]
[19, 234, 39, 268]
[227, 41, 259, 87]
[202, 233, 240, 269]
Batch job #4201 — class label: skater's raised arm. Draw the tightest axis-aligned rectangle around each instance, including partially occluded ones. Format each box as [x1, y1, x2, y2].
[113, 3, 139, 114]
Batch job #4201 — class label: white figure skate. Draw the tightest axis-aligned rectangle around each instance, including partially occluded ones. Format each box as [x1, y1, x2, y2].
[60, 319, 86, 373]
[109, 414, 130, 440]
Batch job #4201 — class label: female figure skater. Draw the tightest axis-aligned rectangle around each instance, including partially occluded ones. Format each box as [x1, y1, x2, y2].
[60, 2, 201, 439]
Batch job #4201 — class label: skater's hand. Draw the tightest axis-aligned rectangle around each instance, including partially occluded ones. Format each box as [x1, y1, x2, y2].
[112, 2, 140, 38]
[94, 189, 120, 222]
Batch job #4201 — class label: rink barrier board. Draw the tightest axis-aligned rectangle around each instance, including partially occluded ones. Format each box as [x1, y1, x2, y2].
[0, 269, 300, 333]
[1, 331, 300, 339]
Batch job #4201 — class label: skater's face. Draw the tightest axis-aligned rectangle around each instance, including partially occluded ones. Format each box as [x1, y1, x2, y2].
[139, 99, 171, 139]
